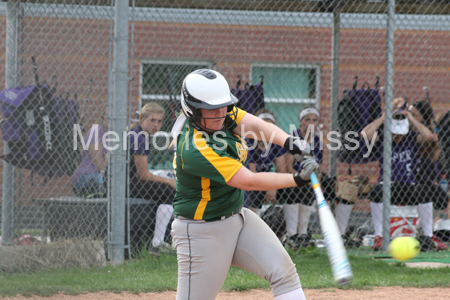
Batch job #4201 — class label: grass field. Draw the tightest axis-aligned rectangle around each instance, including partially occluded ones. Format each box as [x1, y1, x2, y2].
[0, 247, 449, 297]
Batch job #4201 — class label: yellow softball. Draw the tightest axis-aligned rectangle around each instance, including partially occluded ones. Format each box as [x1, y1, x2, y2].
[388, 237, 420, 261]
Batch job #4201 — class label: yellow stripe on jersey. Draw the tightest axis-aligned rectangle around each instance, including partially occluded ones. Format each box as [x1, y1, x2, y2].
[193, 129, 242, 182]
[230, 107, 246, 125]
[172, 153, 177, 175]
[194, 177, 211, 220]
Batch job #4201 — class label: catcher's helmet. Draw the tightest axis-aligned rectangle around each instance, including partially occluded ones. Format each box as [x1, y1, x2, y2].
[181, 69, 238, 132]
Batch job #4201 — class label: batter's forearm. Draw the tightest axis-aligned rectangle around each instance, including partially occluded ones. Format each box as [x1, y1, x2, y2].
[228, 165, 308, 191]
[243, 172, 297, 191]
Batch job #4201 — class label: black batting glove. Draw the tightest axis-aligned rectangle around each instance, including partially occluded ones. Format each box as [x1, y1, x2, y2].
[293, 173, 310, 187]
[284, 136, 312, 162]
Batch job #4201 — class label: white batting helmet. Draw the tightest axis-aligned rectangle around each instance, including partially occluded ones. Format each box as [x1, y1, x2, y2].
[181, 69, 238, 132]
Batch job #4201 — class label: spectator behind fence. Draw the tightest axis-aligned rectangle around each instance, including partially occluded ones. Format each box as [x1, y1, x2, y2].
[72, 114, 107, 198]
[409, 100, 449, 225]
[246, 109, 286, 216]
[361, 105, 448, 251]
[128, 102, 176, 254]
[279, 105, 334, 249]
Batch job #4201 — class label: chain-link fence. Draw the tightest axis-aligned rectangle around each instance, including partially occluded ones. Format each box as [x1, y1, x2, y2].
[0, 0, 115, 271]
[1, 0, 449, 272]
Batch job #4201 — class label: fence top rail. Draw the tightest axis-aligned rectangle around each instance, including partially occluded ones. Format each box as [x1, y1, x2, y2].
[17, 0, 450, 15]
[2, 2, 450, 31]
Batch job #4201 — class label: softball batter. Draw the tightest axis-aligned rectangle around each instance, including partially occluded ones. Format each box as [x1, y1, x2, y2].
[171, 69, 317, 300]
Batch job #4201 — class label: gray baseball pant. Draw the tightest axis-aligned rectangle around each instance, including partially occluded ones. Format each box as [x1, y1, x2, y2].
[171, 207, 302, 300]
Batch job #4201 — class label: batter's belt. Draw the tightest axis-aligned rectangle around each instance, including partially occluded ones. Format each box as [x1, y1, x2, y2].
[176, 206, 243, 222]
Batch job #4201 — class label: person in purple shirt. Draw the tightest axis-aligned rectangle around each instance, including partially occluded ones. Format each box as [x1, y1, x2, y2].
[409, 101, 448, 223]
[128, 102, 176, 254]
[246, 109, 286, 216]
[72, 117, 107, 197]
[361, 106, 447, 251]
[279, 105, 333, 249]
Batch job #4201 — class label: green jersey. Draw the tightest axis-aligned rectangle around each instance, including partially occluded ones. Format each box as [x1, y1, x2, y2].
[173, 107, 248, 220]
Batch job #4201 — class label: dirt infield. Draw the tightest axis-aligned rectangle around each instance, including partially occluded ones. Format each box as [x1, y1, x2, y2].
[4, 287, 450, 299]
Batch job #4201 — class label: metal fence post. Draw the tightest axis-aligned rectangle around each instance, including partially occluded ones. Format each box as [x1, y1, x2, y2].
[110, 0, 129, 265]
[382, 0, 396, 252]
[329, 4, 341, 179]
[1, 0, 19, 247]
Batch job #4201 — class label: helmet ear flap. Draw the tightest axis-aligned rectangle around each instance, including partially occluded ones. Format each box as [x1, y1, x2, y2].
[192, 107, 202, 118]
[181, 93, 204, 131]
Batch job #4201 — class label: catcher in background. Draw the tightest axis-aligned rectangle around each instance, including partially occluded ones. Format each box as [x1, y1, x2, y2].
[170, 69, 318, 300]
